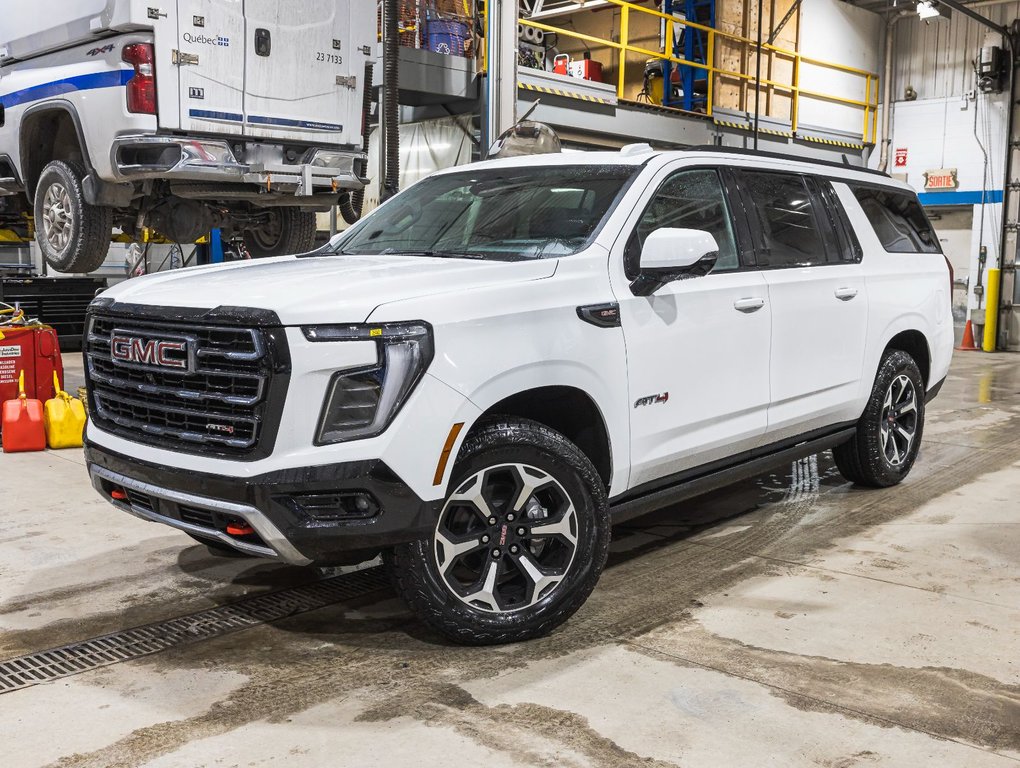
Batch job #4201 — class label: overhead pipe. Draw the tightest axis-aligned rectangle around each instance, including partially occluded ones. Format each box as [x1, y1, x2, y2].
[878, 11, 913, 172]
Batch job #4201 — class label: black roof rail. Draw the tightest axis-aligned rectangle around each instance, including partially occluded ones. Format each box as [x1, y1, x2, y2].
[679, 144, 892, 179]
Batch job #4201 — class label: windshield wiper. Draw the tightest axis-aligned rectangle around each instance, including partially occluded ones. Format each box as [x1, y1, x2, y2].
[355, 249, 492, 260]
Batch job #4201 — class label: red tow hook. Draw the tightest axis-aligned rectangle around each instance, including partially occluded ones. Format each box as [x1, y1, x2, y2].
[110, 488, 128, 501]
[226, 522, 255, 537]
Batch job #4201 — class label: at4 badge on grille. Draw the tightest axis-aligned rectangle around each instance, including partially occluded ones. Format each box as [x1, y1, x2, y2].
[110, 331, 192, 371]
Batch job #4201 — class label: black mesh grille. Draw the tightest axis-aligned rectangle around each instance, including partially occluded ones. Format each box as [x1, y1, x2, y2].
[179, 505, 216, 528]
[85, 313, 285, 457]
[125, 489, 154, 513]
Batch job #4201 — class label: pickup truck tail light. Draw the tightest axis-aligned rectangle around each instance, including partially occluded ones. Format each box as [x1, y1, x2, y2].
[123, 43, 157, 115]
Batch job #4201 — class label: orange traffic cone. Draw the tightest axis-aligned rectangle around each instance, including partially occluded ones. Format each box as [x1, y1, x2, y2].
[956, 319, 979, 351]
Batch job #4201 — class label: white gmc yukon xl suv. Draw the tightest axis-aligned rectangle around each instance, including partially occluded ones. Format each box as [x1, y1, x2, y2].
[84, 146, 953, 644]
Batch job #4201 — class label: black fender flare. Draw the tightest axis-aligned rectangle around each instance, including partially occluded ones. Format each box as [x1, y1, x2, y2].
[18, 99, 93, 201]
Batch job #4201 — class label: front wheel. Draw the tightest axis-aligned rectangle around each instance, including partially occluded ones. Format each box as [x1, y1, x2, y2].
[242, 209, 317, 258]
[386, 418, 610, 645]
[833, 350, 926, 487]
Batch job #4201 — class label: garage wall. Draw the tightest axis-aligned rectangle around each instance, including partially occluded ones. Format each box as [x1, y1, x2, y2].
[357, 115, 476, 219]
[892, 4, 1019, 100]
[880, 8, 1015, 315]
[714, 0, 800, 119]
[796, 0, 881, 136]
[888, 92, 1007, 314]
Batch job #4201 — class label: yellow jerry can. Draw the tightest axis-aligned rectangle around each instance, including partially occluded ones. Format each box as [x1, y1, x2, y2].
[44, 372, 86, 449]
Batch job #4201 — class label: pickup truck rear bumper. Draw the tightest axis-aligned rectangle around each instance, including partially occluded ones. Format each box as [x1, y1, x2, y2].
[109, 135, 366, 195]
[85, 441, 439, 567]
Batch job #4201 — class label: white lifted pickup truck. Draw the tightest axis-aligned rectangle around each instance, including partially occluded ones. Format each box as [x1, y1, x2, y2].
[0, 0, 372, 272]
[84, 146, 954, 644]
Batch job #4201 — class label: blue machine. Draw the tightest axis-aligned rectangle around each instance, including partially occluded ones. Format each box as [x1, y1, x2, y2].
[661, 0, 715, 112]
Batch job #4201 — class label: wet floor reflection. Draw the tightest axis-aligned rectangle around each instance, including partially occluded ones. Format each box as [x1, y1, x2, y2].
[608, 450, 844, 564]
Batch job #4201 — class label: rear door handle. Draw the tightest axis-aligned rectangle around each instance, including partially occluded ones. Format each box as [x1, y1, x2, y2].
[733, 297, 766, 313]
[835, 287, 859, 301]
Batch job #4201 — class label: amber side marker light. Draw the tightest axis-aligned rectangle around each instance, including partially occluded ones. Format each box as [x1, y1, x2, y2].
[433, 422, 465, 486]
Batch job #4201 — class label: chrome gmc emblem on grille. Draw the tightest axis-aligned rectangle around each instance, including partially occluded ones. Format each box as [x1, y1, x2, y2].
[110, 334, 189, 370]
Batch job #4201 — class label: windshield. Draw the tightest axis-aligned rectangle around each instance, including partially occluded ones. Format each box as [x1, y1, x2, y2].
[336, 164, 637, 260]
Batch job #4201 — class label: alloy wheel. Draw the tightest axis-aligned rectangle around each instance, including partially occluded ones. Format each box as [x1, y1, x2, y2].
[880, 374, 918, 466]
[433, 463, 579, 613]
[42, 182, 73, 253]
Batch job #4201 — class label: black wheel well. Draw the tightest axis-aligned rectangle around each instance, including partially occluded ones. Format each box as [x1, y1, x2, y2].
[476, 386, 613, 492]
[20, 107, 87, 199]
[884, 330, 931, 386]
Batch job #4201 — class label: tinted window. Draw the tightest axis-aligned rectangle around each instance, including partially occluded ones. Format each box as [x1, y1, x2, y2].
[815, 179, 863, 263]
[628, 168, 739, 276]
[849, 185, 940, 253]
[337, 165, 636, 261]
[742, 171, 826, 267]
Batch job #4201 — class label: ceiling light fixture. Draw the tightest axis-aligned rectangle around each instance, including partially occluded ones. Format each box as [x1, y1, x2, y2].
[917, 0, 950, 20]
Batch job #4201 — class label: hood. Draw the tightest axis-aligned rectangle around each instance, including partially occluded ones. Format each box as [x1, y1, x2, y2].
[98, 254, 559, 325]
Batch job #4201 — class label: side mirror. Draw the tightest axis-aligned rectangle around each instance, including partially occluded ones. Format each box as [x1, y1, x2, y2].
[631, 228, 719, 296]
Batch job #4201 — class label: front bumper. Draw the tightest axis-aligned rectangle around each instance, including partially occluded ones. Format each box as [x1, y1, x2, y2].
[110, 136, 366, 194]
[86, 441, 440, 566]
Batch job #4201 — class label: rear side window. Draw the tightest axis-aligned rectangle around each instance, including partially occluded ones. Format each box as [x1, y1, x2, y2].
[849, 185, 941, 254]
[740, 171, 827, 267]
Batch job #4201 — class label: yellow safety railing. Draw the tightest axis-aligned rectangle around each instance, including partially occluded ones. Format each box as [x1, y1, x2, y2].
[505, 0, 879, 145]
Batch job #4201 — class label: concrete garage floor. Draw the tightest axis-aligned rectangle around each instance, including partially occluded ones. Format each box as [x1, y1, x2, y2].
[2, 353, 1019, 768]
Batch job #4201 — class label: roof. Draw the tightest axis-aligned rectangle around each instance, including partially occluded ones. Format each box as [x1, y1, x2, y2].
[440, 144, 903, 190]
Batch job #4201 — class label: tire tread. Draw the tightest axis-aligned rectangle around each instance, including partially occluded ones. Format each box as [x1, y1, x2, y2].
[34, 160, 113, 274]
[243, 209, 317, 257]
[386, 417, 610, 645]
[833, 350, 925, 488]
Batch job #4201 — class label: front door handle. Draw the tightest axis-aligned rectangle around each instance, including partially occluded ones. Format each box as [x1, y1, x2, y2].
[835, 287, 859, 301]
[733, 297, 766, 313]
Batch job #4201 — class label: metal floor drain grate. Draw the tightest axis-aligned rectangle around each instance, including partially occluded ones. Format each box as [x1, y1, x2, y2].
[0, 566, 390, 695]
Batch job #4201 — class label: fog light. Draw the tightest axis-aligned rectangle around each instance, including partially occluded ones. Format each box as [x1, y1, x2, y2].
[291, 492, 381, 523]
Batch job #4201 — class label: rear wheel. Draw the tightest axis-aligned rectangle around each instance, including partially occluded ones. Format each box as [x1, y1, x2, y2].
[34, 160, 113, 273]
[242, 209, 317, 257]
[833, 350, 925, 487]
[386, 418, 610, 645]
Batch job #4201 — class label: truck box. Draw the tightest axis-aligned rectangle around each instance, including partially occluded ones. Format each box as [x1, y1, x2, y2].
[0, 0, 373, 148]
[0, 0, 152, 64]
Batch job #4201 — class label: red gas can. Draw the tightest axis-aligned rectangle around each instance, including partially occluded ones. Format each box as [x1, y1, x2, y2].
[2, 371, 46, 453]
[0, 325, 64, 407]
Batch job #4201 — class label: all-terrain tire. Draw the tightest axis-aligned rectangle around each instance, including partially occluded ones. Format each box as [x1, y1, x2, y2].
[386, 417, 610, 645]
[833, 350, 926, 488]
[242, 209, 317, 257]
[33, 160, 113, 273]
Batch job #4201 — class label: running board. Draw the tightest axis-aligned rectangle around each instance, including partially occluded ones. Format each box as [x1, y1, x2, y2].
[610, 427, 856, 525]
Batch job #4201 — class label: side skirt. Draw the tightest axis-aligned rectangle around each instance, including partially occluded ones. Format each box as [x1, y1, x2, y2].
[610, 425, 856, 525]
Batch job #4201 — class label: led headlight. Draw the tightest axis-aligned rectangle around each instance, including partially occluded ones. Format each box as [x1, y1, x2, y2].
[304, 322, 434, 444]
